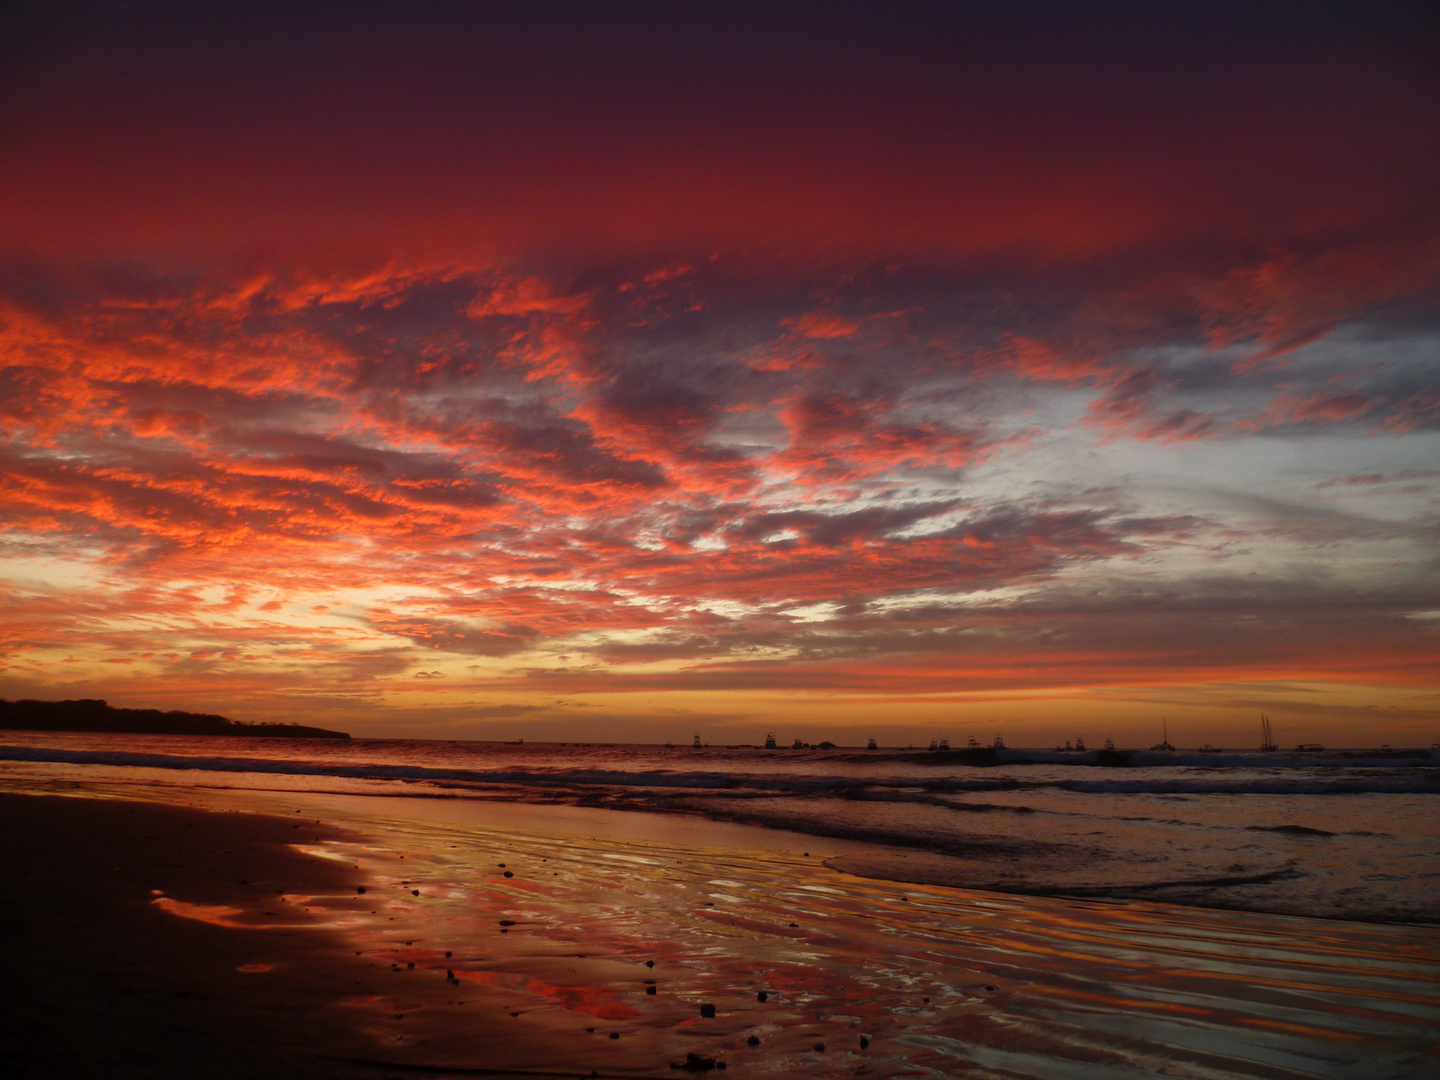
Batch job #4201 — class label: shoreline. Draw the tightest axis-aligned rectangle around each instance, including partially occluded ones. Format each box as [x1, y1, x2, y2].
[3, 731, 1437, 925]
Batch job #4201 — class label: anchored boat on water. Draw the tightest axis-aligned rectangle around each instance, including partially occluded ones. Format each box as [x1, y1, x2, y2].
[1260, 713, 1278, 752]
[1151, 718, 1175, 752]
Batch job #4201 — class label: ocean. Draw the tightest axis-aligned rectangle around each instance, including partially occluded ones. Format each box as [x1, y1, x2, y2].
[4, 732, 1437, 924]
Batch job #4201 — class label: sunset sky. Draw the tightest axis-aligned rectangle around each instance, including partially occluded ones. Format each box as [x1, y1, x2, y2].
[1, 2, 1437, 745]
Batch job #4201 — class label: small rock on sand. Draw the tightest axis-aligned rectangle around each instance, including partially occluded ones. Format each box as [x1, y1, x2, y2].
[673, 1052, 717, 1072]
[756, 991, 767, 1002]
[814, 1042, 825, 1052]
[699, 1003, 716, 1018]
[746, 1036, 760, 1047]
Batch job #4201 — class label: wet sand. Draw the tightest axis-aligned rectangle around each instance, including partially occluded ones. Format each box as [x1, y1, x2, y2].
[1, 786, 1437, 1079]
[0, 793, 443, 1078]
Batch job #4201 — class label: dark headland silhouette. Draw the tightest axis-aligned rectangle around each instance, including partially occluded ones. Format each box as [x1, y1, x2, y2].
[0, 698, 350, 739]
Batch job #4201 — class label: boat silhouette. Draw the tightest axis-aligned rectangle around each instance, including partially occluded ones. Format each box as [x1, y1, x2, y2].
[1150, 717, 1175, 752]
[1260, 713, 1278, 752]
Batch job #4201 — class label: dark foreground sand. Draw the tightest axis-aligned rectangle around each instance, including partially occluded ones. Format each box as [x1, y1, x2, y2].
[0, 794, 562, 1080]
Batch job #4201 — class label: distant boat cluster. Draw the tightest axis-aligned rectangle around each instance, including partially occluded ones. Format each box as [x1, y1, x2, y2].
[673, 732, 1011, 751]
[658, 715, 1373, 754]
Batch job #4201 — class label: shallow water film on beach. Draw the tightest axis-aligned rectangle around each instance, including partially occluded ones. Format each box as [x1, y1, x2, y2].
[3, 737, 1438, 1077]
[5, 733, 1438, 923]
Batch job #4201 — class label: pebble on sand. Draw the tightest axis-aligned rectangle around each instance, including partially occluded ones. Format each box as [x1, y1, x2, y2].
[674, 1052, 719, 1072]
[699, 1003, 716, 1018]
[746, 1036, 760, 1047]
[814, 1042, 825, 1052]
[859, 1036, 870, 1049]
[646, 960, 655, 968]
[356, 886, 366, 894]
[503, 871, 513, 878]
[646, 985, 656, 995]
[756, 991, 767, 1002]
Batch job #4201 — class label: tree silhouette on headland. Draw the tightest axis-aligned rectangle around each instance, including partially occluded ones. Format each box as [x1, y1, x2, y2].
[0, 699, 349, 739]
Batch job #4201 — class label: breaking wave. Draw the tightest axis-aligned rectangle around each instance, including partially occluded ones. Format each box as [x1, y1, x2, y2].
[2, 743, 1437, 799]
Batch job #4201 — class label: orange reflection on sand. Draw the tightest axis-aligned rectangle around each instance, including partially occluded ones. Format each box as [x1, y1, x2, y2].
[151, 896, 251, 929]
[453, 968, 641, 1021]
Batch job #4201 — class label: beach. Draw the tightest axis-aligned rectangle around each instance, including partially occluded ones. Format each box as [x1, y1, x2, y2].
[1, 768, 1437, 1079]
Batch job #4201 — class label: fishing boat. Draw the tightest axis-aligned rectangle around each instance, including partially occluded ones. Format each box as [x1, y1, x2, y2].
[692, 733, 702, 749]
[866, 736, 877, 750]
[791, 738, 804, 749]
[1075, 738, 1085, 752]
[764, 732, 778, 749]
[938, 738, 950, 750]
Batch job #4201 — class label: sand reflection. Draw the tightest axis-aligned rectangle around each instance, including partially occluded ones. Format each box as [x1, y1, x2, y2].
[28, 780, 1440, 1076]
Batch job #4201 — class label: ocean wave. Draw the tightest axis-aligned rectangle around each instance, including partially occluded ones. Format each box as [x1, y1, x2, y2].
[3, 744, 1438, 799]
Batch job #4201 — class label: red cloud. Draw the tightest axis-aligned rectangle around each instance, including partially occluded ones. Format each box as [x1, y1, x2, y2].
[784, 312, 861, 340]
